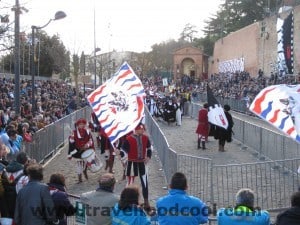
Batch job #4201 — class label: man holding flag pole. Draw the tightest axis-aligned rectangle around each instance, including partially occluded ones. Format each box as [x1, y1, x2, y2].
[87, 62, 153, 208]
[206, 84, 229, 150]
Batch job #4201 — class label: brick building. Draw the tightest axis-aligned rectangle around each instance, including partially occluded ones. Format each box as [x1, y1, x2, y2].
[173, 46, 209, 84]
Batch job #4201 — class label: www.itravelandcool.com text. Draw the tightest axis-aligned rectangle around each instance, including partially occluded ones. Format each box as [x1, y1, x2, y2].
[30, 204, 264, 217]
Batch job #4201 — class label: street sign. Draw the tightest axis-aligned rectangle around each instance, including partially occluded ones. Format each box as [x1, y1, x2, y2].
[75, 201, 86, 225]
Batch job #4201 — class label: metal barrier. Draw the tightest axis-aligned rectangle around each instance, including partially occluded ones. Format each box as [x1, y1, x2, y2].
[67, 193, 80, 225]
[23, 107, 92, 163]
[145, 105, 300, 213]
[212, 159, 300, 210]
[193, 92, 249, 114]
[145, 109, 177, 184]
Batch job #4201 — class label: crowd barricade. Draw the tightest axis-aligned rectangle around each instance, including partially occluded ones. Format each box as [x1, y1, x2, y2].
[66, 193, 80, 225]
[23, 107, 91, 163]
[145, 103, 300, 215]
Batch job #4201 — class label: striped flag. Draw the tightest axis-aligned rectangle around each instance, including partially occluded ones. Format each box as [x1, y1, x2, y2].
[207, 84, 228, 130]
[249, 84, 300, 143]
[87, 62, 145, 144]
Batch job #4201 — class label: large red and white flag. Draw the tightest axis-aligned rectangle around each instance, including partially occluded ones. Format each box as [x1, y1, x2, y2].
[249, 84, 300, 143]
[87, 62, 145, 144]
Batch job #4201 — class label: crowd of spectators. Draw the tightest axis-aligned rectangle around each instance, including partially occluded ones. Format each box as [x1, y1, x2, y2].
[0, 76, 89, 160]
[191, 71, 299, 104]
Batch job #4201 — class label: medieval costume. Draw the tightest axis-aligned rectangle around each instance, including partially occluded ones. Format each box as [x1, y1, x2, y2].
[68, 118, 94, 183]
[120, 123, 152, 209]
[213, 104, 234, 152]
[195, 103, 210, 150]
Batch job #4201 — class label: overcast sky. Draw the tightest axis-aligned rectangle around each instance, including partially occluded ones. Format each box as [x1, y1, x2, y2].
[3, 0, 223, 54]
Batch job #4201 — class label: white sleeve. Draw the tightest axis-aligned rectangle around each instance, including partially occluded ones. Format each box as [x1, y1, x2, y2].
[16, 176, 29, 194]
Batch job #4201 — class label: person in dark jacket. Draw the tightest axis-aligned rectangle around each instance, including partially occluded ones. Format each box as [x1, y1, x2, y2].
[276, 191, 300, 225]
[1, 152, 28, 221]
[48, 173, 76, 225]
[213, 104, 234, 152]
[14, 163, 59, 225]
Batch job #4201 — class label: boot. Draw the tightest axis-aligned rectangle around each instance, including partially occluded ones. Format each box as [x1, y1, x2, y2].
[202, 141, 206, 150]
[218, 145, 222, 151]
[197, 139, 201, 149]
[219, 145, 225, 152]
[77, 174, 82, 183]
[83, 169, 88, 180]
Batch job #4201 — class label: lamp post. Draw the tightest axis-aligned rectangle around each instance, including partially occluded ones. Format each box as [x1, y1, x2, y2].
[93, 47, 101, 89]
[31, 11, 66, 113]
[13, 0, 21, 114]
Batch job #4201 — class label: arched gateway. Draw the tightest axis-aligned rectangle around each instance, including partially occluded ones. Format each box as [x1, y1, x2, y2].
[173, 46, 209, 85]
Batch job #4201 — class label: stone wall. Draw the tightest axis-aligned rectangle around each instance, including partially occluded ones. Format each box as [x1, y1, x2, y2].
[210, 5, 300, 77]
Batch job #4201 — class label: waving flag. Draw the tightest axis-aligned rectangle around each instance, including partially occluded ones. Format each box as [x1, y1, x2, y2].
[249, 84, 300, 143]
[87, 62, 145, 144]
[207, 84, 228, 129]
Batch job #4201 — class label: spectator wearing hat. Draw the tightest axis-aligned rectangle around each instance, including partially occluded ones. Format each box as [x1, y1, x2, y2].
[217, 188, 270, 225]
[68, 118, 95, 183]
[80, 173, 119, 225]
[120, 123, 152, 209]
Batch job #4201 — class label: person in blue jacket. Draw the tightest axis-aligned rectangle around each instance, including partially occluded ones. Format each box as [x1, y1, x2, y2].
[217, 188, 270, 225]
[156, 172, 208, 225]
[111, 185, 150, 225]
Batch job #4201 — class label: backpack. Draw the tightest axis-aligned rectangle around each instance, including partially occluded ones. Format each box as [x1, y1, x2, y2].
[2, 170, 24, 218]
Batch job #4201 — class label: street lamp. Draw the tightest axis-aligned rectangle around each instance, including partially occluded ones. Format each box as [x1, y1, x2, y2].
[93, 47, 101, 89]
[13, 0, 21, 114]
[31, 11, 66, 113]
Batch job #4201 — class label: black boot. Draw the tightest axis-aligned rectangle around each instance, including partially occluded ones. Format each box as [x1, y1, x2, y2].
[197, 139, 201, 149]
[202, 141, 206, 150]
[83, 169, 88, 180]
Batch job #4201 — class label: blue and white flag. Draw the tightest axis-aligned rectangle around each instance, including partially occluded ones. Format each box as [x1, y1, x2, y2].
[249, 84, 300, 143]
[87, 62, 145, 144]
